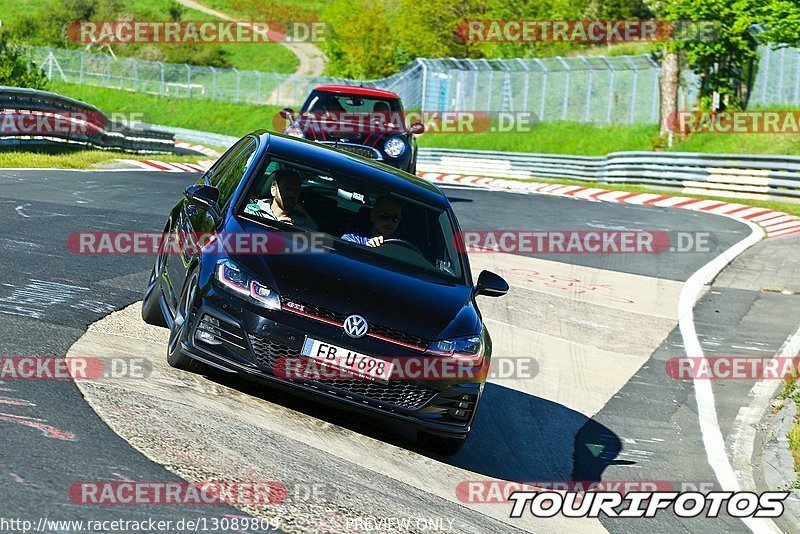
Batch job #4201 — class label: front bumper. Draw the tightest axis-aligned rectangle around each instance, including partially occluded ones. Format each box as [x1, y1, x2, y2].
[180, 293, 484, 438]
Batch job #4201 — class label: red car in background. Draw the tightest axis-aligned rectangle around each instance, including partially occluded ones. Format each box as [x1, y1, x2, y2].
[280, 85, 424, 175]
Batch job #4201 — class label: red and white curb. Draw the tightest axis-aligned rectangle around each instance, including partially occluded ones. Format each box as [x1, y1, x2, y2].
[419, 172, 800, 239]
[174, 141, 221, 158]
[120, 159, 214, 173]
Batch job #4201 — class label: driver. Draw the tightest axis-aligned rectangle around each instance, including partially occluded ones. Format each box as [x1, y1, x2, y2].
[245, 169, 317, 230]
[342, 196, 401, 247]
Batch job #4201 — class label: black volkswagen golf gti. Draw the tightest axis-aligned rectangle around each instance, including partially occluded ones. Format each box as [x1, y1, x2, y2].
[142, 131, 508, 454]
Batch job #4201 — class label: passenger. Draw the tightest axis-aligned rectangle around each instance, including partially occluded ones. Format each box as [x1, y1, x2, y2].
[342, 196, 402, 247]
[245, 169, 317, 230]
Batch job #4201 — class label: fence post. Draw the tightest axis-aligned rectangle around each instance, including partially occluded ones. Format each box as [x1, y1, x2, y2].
[79, 52, 85, 84]
[418, 58, 428, 112]
[186, 64, 192, 98]
[600, 57, 615, 124]
[255, 71, 262, 103]
[795, 49, 800, 106]
[778, 47, 786, 103]
[132, 58, 138, 91]
[233, 68, 240, 103]
[761, 46, 770, 105]
[556, 57, 570, 120]
[648, 55, 660, 124]
[210, 67, 217, 100]
[627, 57, 639, 124]
[466, 59, 478, 111]
[159, 62, 165, 97]
[580, 56, 592, 122]
[483, 59, 494, 110]
[533, 59, 547, 122]
[517, 58, 530, 112]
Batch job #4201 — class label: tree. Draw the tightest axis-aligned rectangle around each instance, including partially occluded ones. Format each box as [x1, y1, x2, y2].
[0, 32, 48, 90]
[656, 0, 800, 112]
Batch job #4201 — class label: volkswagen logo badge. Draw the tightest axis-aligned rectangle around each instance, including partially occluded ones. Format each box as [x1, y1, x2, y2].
[343, 315, 369, 338]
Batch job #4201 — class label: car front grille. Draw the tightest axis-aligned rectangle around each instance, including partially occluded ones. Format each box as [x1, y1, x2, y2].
[279, 297, 431, 350]
[320, 142, 380, 159]
[247, 334, 439, 410]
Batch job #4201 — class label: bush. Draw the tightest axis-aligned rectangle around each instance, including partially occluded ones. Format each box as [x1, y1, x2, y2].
[0, 32, 48, 89]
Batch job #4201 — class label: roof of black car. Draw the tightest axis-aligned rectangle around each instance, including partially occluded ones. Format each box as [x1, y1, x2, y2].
[254, 131, 449, 209]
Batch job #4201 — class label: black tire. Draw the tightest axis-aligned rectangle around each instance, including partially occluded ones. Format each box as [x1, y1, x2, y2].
[417, 430, 466, 456]
[166, 267, 205, 373]
[142, 247, 167, 327]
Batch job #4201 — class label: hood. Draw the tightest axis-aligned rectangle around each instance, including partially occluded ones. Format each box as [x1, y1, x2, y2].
[229, 219, 476, 341]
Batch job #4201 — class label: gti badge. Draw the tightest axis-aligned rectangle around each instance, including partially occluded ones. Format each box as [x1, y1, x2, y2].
[343, 315, 369, 338]
[285, 300, 305, 312]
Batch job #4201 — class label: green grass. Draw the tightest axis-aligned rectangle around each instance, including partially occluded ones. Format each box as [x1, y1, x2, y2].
[418, 122, 659, 156]
[131, 0, 300, 73]
[0, 150, 206, 169]
[777, 379, 800, 478]
[418, 121, 800, 156]
[0, 0, 299, 73]
[50, 81, 281, 138]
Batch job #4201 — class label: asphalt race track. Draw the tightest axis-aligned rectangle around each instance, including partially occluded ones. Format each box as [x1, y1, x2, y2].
[1, 168, 798, 533]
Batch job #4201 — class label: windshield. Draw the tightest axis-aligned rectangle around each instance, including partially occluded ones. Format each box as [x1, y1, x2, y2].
[237, 157, 464, 283]
[303, 91, 402, 115]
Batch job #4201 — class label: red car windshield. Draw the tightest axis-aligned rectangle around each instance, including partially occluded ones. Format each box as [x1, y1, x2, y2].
[303, 91, 403, 115]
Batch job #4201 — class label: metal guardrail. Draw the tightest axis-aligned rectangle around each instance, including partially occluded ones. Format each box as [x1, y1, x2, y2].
[417, 147, 800, 199]
[0, 86, 179, 154]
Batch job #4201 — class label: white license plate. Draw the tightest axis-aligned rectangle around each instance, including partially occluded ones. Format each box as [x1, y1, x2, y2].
[301, 338, 394, 383]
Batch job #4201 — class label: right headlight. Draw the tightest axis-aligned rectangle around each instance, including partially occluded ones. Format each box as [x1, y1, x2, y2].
[214, 259, 280, 310]
[427, 334, 484, 364]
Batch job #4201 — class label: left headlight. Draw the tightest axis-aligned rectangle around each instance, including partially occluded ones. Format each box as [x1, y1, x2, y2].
[427, 334, 484, 364]
[384, 136, 405, 158]
[214, 259, 280, 310]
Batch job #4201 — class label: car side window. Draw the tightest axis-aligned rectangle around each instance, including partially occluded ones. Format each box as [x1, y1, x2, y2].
[204, 137, 255, 188]
[215, 140, 257, 209]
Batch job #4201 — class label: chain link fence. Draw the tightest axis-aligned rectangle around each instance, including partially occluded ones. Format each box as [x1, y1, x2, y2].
[29, 45, 800, 125]
[750, 45, 800, 107]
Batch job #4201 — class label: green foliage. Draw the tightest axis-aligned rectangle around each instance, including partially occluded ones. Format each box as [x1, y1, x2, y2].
[322, 0, 660, 78]
[654, 0, 800, 109]
[3, 0, 235, 69]
[0, 32, 49, 89]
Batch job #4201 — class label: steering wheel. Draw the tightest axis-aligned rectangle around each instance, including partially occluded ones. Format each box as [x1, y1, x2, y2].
[381, 238, 424, 256]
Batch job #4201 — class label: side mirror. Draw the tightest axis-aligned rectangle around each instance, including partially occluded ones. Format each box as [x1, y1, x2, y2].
[184, 184, 222, 224]
[279, 108, 295, 120]
[475, 270, 508, 297]
[409, 122, 425, 135]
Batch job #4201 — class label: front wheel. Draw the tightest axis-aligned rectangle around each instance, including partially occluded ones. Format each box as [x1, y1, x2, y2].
[167, 267, 205, 373]
[142, 247, 167, 327]
[417, 430, 466, 456]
